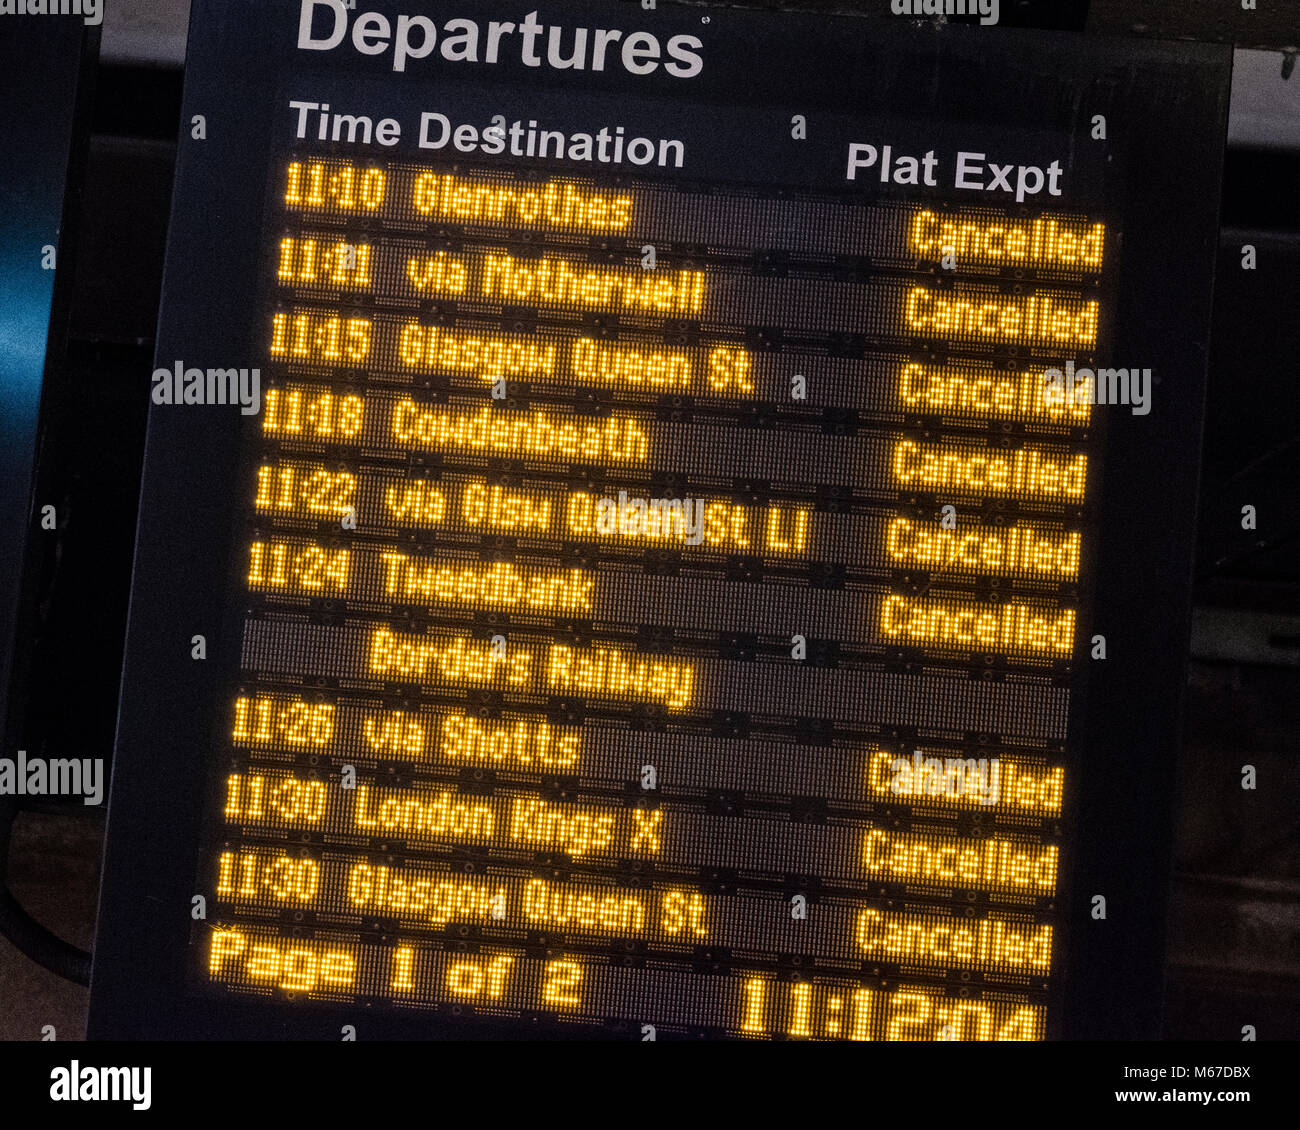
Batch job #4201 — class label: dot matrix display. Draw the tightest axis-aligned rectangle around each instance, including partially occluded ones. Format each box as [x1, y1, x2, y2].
[198, 150, 1111, 1038]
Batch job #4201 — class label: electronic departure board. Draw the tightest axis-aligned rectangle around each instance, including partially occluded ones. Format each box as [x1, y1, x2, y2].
[90, 0, 1230, 1041]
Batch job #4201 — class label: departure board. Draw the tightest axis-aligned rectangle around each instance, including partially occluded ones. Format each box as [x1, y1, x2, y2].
[90, 0, 1230, 1041]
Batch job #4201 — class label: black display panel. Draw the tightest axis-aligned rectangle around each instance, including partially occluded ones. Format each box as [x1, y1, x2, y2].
[90, 0, 1229, 1040]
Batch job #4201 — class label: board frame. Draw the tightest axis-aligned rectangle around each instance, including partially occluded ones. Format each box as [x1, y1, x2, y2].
[89, 0, 1229, 1041]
